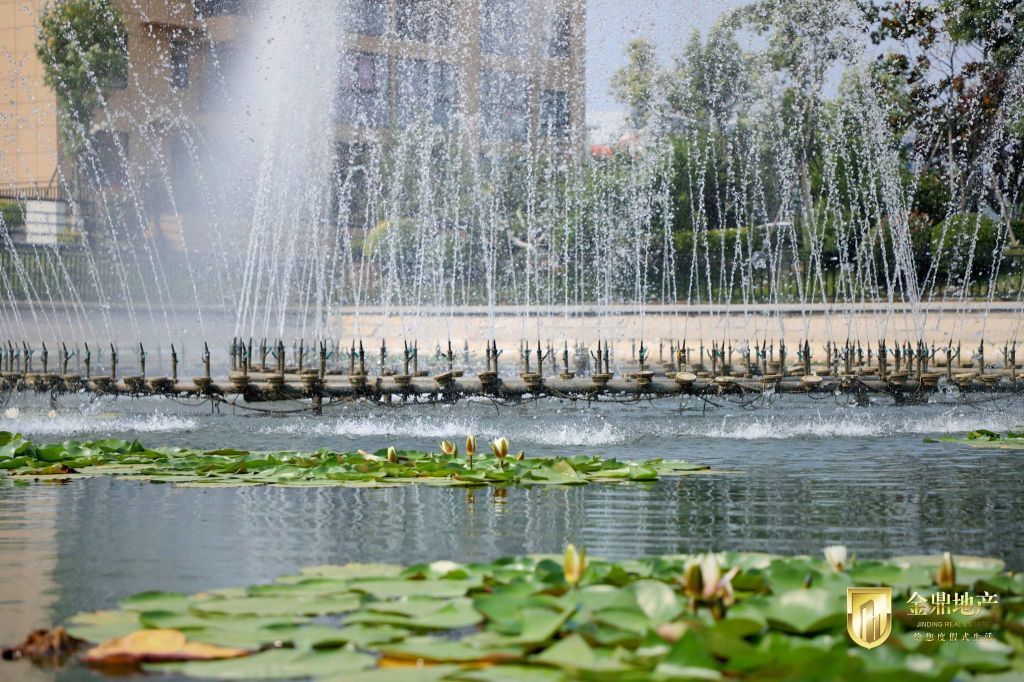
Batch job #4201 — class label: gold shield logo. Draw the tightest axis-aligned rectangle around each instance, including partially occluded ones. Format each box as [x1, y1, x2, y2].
[847, 587, 892, 649]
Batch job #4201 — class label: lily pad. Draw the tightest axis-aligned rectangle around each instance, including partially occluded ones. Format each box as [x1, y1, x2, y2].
[150, 647, 376, 679]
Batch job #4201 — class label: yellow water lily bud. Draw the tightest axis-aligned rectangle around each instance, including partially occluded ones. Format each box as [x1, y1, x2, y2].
[490, 437, 509, 459]
[440, 440, 457, 456]
[466, 435, 477, 457]
[514, 450, 525, 461]
[937, 552, 956, 589]
[563, 544, 586, 586]
[387, 446, 398, 464]
[682, 560, 703, 600]
[823, 545, 847, 572]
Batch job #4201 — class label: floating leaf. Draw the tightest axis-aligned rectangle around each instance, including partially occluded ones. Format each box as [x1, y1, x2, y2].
[150, 647, 376, 679]
[83, 629, 248, 665]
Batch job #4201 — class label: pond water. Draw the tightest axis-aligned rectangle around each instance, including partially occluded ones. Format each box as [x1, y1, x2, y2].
[1, 394, 1023, 681]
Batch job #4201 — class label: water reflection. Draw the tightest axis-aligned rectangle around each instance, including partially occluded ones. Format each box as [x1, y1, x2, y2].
[0, 398, 1021, 681]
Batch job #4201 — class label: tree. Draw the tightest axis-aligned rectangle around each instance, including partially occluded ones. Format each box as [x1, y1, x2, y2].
[665, 24, 756, 130]
[36, 0, 128, 156]
[863, 0, 1024, 224]
[610, 39, 660, 128]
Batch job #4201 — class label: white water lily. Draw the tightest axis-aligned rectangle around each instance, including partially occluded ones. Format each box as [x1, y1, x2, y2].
[386, 446, 398, 464]
[3, 407, 18, 419]
[440, 440, 457, 457]
[823, 545, 848, 572]
[681, 553, 739, 619]
[490, 437, 509, 459]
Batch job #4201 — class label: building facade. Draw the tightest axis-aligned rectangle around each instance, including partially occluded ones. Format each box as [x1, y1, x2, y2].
[0, 0, 586, 245]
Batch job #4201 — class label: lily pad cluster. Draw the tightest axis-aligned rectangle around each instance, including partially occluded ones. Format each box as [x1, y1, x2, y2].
[927, 429, 1024, 449]
[49, 549, 1024, 681]
[0, 432, 710, 489]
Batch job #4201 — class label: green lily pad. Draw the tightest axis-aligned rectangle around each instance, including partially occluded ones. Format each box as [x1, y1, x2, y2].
[120, 591, 192, 612]
[758, 588, 845, 634]
[192, 594, 361, 617]
[323, 665, 464, 682]
[64, 609, 140, 643]
[150, 647, 376, 679]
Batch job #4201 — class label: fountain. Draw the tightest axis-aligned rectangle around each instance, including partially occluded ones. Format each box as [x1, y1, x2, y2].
[1, 2, 1024, 678]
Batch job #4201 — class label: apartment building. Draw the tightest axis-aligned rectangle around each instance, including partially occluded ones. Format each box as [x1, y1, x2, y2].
[0, 0, 585, 243]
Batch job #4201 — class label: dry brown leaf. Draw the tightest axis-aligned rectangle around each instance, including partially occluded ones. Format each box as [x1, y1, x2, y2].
[83, 629, 248, 665]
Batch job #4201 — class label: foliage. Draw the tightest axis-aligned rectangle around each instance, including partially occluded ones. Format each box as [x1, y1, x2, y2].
[0, 200, 25, 228]
[35, 0, 128, 156]
[930, 212, 1005, 282]
[928, 428, 1024, 448]
[609, 39, 660, 128]
[665, 25, 757, 130]
[862, 0, 1024, 216]
[49, 549, 1022, 679]
[0, 432, 710, 489]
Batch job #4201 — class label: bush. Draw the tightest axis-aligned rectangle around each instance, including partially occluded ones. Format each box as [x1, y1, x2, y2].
[931, 213, 1005, 281]
[0, 200, 25, 228]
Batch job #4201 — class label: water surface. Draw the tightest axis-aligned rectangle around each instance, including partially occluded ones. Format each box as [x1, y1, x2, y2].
[1, 394, 1022, 680]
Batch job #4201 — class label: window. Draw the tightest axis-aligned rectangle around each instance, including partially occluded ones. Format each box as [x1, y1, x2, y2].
[480, 69, 528, 141]
[546, 11, 571, 58]
[396, 59, 457, 128]
[201, 42, 235, 111]
[351, 0, 387, 36]
[194, 0, 243, 17]
[170, 41, 189, 89]
[170, 135, 197, 204]
[91, 131, 130, 188]
[480, 0, 528, 57]
[337, 52, 390, 128]
[540, 90, 569, 137]
[396, 0, 453, 45]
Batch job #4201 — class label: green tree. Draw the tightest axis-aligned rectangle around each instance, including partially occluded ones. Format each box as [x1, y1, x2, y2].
[36, 0, 128, 156]
[609, 39, 660, 128]
[863, 0, 1024, 224]
[664, 24, 756, 131]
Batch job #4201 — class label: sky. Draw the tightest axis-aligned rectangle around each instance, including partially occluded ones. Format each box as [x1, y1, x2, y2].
[585, 0, 754, 116]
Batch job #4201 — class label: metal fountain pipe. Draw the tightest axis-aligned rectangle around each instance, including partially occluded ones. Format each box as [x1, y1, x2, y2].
[110, 344, 118, 380]
[171, 345, 178, 382]
[84, 343, 92, 379]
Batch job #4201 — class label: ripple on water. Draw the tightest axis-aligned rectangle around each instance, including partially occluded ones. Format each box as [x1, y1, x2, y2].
[0, 412, 198, 437]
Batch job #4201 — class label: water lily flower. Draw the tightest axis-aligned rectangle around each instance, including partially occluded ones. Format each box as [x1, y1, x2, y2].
[466, 435, 477, 469]
[440, 440, 457, 457]
[514, 450, 525, 461]
[3, 407, 18, 419]
[680, 554, 739, 619]
[937, 552, 956, 589]
[563, 544, 586, 586]
[387, 446, 398, 464]
[823, 545, 848, 572]
[490, 437, 510, 468]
